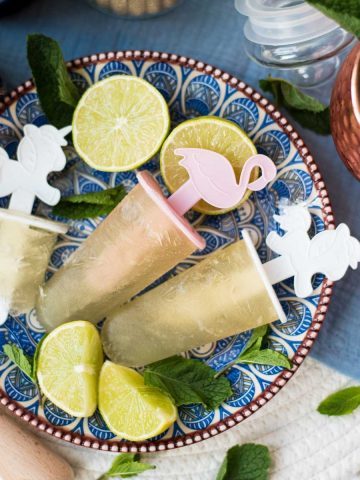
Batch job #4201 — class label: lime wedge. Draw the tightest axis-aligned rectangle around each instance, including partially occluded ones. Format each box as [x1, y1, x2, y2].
[37, 321, 103, 417]
[99, 361, 177, 441]
[73, 75, 170, 172]
[160, 116, 258, 215]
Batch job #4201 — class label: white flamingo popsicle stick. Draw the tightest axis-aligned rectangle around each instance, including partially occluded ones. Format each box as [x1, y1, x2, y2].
[167, 148, 277, 215]
[250, 205, 360, 298]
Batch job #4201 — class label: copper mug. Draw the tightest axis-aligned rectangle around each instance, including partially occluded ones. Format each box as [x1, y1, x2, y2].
[331, 42, 360, 180]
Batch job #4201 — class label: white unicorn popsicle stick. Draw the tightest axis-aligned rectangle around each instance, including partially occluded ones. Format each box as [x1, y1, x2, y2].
[0, 124, 70, 324]
[36, 148, 276, 331]
[101, 205, 360, 368]
[262, 205, 360, 298]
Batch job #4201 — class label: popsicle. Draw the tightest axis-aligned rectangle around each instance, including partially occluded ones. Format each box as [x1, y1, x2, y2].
[102, 205, 360, 367]
[0, 124, 70, 323]
[36, 148, 277, 331]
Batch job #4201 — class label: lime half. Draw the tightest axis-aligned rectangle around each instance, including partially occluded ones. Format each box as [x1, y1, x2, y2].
[99, 361, 177, 441]
[73, 75, 170, 172]
[37, 321, 103, 417]
[160, 116, 258, 215]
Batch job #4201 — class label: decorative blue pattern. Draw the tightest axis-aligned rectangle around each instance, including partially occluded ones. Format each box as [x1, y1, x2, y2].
[0, 58, 324, 444]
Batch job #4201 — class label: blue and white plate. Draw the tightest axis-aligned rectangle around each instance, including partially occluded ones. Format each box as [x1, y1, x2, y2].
[0, 51, 333, 452]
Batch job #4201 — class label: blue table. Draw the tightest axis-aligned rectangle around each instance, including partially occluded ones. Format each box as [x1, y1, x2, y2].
[0, 0, 359, 378]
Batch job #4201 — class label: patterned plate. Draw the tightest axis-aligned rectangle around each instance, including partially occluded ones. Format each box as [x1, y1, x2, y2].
[0, 51, 333, 453]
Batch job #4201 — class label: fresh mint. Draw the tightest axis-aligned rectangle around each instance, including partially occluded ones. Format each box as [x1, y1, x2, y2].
[27, 34, 80, 128]
[144, 356, 232, 410]
[260, 77, 331, 135]
[98, 453, 155, 479]
[216, 326, 292, 377]
[317, 386, 360, 416]
[240, 325, 268, 356]
[216, 443, 271, 480]
[3, 337, 47, 383]
[237, 326, 292, 369]
[53, 185, 127, 219]
[239, 348, 292, 369]
[3, 343, 35, 382]
[307, 0, 360, 39]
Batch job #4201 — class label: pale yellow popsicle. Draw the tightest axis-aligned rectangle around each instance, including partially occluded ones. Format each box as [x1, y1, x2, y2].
[36, 179, 202, 331]
[102, 238, 284, 367]
[0, 209, 67, 321]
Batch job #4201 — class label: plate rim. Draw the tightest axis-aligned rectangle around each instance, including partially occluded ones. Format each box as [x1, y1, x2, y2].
[0, 49, 334, 453]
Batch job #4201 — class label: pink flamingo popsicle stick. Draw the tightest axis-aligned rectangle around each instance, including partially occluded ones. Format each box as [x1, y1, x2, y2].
[167, 148, 276, 215]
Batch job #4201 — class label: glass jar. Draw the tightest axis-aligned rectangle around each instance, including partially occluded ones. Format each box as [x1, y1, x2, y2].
[235, 0, 355, 87]
[87, 0, 184, 19]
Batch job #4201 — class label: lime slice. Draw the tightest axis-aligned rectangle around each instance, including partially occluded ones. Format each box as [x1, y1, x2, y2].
[99, 361, 177, 441]
[73, 75, 170, 172]
[160, 116, 258, 215]
[37, 321, 103, 417]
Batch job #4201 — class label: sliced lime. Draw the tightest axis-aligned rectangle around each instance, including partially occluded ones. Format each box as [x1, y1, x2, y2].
[160, 116, 258, 215]
[73, 75, 170, 172]
[37, 321, 103, 417]
[99, 361, 177, 441]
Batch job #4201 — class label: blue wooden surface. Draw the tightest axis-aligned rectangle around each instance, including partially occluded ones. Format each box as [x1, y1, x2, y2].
[0, 0, 359, 378]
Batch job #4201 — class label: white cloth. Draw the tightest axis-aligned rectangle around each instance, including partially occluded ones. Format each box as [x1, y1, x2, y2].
[2, 358, 360, 479]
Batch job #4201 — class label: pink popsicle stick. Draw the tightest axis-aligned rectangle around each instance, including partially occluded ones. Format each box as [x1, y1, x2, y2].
[167, 148, 276, 215]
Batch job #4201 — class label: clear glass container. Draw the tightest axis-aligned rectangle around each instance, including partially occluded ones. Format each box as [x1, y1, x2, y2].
[87, 0, 184, 19]
[235, 0, 355, 87]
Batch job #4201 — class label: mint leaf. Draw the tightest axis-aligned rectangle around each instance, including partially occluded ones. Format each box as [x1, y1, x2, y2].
[27, 34, 80, 128]
[289, 107, 331, 136]
[260, 77, 326, 112]
[238, 325, 292, 369]
[307, 0, 360, 38]
[98, 453, 155, 479]
[260, 77, 331, 135]
[317, 386, 360, 416]
[144, 356, 232, 410]
[3, 344, 35, 382]
[216, 444, 271, 480]
[241, 325, 268, 356]
[53, 185, 127, 219]
[238, 349, 292, 369]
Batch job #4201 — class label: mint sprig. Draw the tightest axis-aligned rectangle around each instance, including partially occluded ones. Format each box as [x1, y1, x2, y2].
[307, 0, 360, 39]
[317, 386, 360, 416]
[217, 443, 271, 480]
[2, 338, 46, 383]
[3, 344, 34, 381]
[53, 185, 127, 219]
[216, 326, 292, 377]
[27, 34, 80, 128]
[239, 348, 292, 369]
[260, 77, 331, 135]
[237, 326, 292, 369]
[98, 453, 155, 479]
[144, 356, 232, 410]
